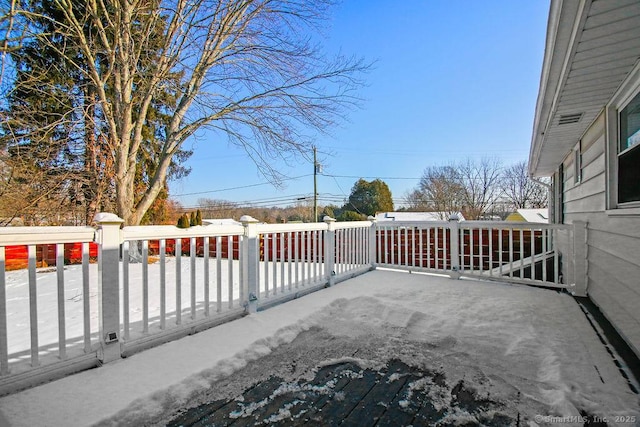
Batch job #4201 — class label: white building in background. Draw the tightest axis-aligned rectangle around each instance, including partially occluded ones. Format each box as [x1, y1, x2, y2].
[505, 209, 549, 224]
[375, 212, 465, 222]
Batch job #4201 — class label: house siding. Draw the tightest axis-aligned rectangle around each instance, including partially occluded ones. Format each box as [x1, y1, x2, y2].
[560, 112, 640, 356]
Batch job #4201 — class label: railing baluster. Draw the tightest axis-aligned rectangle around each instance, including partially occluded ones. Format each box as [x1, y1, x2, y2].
[82, 243, 91, 352]
[542, 229, 548, 282]
[307, 230, 312, 284]
[228, 236, 233, 308]
[460, 227, 465, 271]
[160, 240, 166, 329]
[303, 230, 308, 283]
[410, 228, 415, 267]
[143, 240, 149, 332]
[383, 227, 388, 265]
[294, 231, 300, 288]
[348, 228, 352, 270]
[272, 233, 277, 294]
[190, 237, 196, 320]
[28, 245, 38, 367]
[313, 230, 322, 283]
[56, 243, 66, 360]
[469, 227, 474, 273]
[530, 229, 536, 281]
[419, 227, 424, 268]
[176, 239, 182, 325]
[264, 234, 270, 297]
[498, 228, 503, 276]
[287, 232, 293, 290]
[443, 226, 448, 270]
[509, 229, 514, 279]
[123, 241, 130, 339]
[216, 236, 222, 313]
[279, 233, 285, 294]
[390, 227, 394, 265]
[0, 246, 7, 374]
[488, 228, 493, 276]
[553, 231, 560, 285]
[479, 228, 484, 272]
[427, 228, 432, 269]
[434, 227, 439, 269]
[519, 229, 525, 278]
[204, 236, 210, 317]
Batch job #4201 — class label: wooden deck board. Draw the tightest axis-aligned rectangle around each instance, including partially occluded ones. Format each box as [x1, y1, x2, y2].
[168, 359, 516, 426]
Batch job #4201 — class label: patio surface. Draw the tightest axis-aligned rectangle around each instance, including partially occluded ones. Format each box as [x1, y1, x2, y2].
[0, 270, 639, 426]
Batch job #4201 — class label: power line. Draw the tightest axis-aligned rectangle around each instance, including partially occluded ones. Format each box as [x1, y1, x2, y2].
[322, 173, 420, 181]
[172, 174, 313, 197]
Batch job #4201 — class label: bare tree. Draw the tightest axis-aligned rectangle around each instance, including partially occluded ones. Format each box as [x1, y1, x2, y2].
[197, 198, 239, 219]
[458, 158, 502, 219]
[407, 159, 503, 220]
[501, 161, 548, 209]
[4, 0, 368, 225]
[409, 165, 465, 219]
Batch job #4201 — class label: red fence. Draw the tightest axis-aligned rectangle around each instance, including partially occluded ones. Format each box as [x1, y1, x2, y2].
[377, 228, 545, 269]
[4, 243, 99, 271]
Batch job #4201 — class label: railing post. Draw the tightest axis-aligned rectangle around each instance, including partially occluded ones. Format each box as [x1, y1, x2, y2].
[367, 216, 377, 270]
[241, 215, 260, 313]
[448, 214, 461, 279]
[572, 220, 588, 297]
[324, 216, 336, 286]
[94, 212, 124, 363]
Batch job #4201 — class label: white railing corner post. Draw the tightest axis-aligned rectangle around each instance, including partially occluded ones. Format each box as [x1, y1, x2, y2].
[367, 216, 377, 270]
[94, 212, 124, 363]
[324, 216, 337, 286]
[448, 214, 461, 279]
[572, 220, 588, 297]
[241, 215, 260, 313]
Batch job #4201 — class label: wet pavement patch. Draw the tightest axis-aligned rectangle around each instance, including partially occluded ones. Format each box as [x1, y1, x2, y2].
[167, 359, 514, 426]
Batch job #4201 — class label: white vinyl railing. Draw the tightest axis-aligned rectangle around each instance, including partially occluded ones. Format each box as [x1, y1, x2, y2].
[0, 213, 582, 396]
[457, 221, 563, 286]
[374, 217, 576, 289]
[0, 226, 99, 386]
[120, 224, 246, 354]
[0, 215, 375, 394]
[376, 220, 451, 272]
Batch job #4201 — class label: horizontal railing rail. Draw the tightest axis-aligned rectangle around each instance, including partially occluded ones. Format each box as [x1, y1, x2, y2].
[0, 213, 581, 396]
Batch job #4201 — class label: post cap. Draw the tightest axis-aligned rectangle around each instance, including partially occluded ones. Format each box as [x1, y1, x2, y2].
[323, 216, 336, 223]
[239, 215, 260, 224]
[367, 215, 377, 222]
[448, 214, 460, 221]
[93, 212, 125, 224]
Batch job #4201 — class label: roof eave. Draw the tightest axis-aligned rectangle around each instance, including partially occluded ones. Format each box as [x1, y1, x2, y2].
[529, 0, 588, 177]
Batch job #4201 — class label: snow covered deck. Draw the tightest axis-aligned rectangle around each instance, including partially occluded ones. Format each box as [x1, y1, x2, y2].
[0, 269, 637, 426]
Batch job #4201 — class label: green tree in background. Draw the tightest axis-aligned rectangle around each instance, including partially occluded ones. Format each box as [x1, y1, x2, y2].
[345, 179, 393, 216]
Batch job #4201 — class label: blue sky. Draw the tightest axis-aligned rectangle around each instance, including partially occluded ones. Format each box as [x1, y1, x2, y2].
[171, 1, 550, 210]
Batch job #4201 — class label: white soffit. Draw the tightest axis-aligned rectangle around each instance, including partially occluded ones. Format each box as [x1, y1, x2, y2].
[530, 0, 640, 176]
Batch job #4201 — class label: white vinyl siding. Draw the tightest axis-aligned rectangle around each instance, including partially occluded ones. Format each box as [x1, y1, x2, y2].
[560, 112, 640, 356]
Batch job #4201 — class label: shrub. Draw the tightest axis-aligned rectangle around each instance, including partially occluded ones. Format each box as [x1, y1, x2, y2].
[177, 214, 190, 228]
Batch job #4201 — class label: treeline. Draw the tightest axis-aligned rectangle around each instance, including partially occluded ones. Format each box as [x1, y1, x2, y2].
[405, 159, 548, 220]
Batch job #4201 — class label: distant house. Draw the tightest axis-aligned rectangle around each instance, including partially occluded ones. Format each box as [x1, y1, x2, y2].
[529, 0, 640, 357]
[375, 212, 465, 222]
[505, 209, 549, 224]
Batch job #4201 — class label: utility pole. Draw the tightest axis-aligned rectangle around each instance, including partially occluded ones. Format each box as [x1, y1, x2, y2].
[313, 146, 318, 222]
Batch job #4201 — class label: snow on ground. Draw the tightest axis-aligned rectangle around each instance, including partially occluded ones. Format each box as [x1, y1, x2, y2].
[0, 269, 639, 426]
